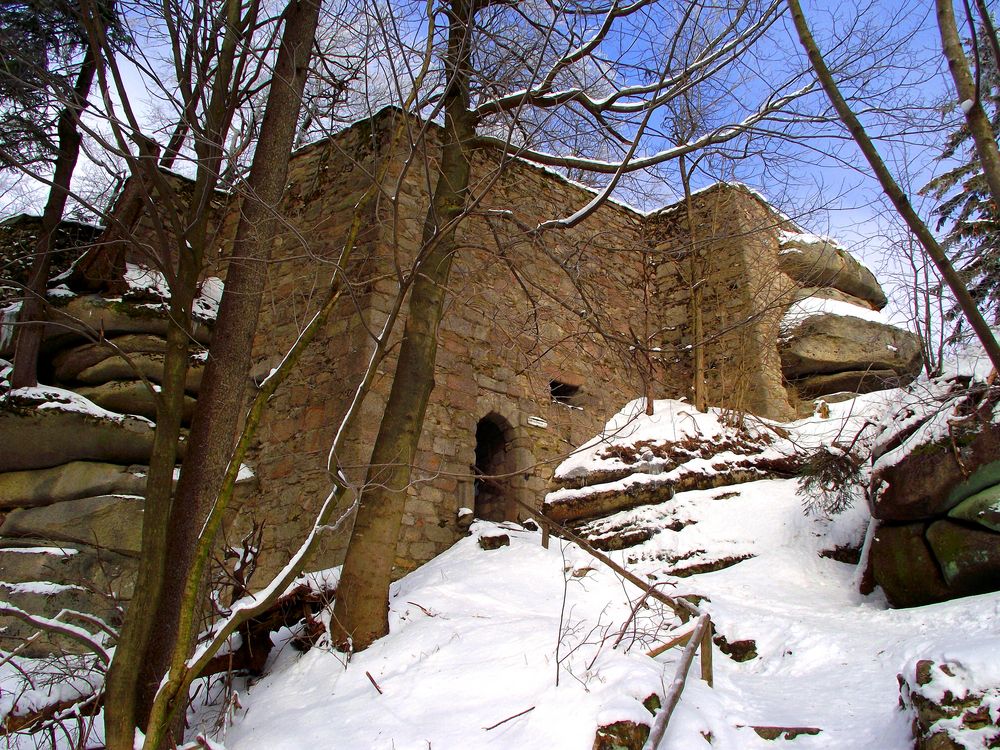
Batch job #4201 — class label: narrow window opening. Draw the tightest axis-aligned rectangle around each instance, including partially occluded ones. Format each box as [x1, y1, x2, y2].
[550, 379, 582, 407]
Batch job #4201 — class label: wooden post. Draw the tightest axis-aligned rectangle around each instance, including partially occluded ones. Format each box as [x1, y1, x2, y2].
[699, 623, 713, 686]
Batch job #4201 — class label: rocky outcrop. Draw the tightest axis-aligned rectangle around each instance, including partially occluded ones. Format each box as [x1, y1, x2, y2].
[75, 380, 197, 423]
[792, 369, 907, 399]
[870, 379, 1000, 522]
[0, 391, 159, 472]
[75, 353, 203, 393]
[1, 495, 144, 556]
[899, 659, 1000, 750]
[546, 402, 804, 525]
[0, 268, 225, 657]
[868, 523, 953, 608]
[51, 333, 168, 381]
[780, 314, 923, 380]
[0, 461, 148, 510]
[775, 232, 922, 406]
[777, 231, 886, 309]
[865, 377, 1000, 607]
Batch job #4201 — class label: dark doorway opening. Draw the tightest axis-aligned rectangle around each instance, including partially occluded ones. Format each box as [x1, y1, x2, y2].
[474, 415, 511, 521]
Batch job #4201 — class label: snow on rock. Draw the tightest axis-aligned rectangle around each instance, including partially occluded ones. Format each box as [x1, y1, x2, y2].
[777, 228, 847, 251]
[552, 399, 789, 487]
[0, 301, 21, 352]
[0, 655, 102, 727]
[193, 276, 224, 321]
[2, 384, 153, 427]
[780, 297, 887, 334]
[119, 263, 224, 323]
[544, 396, 895, 524]
[123, 263, 171, 299]
[900, 652, 1000, 750]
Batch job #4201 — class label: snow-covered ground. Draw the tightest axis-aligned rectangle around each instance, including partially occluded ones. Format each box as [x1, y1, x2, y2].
[199, 392, 1000, 750]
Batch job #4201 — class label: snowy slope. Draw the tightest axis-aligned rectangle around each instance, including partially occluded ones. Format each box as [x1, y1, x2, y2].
[204, 392, 1000, 749]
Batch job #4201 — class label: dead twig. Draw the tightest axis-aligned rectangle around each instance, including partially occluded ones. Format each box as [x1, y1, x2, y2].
[366, 671, 383, 695]
[406, 601, 435, 617]
[484, 706, 535, 731]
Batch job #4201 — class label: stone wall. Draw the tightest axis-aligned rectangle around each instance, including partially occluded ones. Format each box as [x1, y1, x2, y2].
[235, 116, 664, 579]
[648, 184, 797, 421]
[3, 112, 907, 586]
[230, 120, 386, 579]
[369, 137, 657, 573]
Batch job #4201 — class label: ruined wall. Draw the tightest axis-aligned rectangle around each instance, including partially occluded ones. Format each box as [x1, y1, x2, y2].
[314, 126, 662, 574]
[90, 116, 811, 582]
[224, 116, 664, 579]
[231, 121, 387, 579]
[648, 185, 797, 421]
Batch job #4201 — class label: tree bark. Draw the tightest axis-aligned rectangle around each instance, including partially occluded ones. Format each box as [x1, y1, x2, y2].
[331, 0, 477, 652]
[937, 0, 1000, 211]
[10, 48, 96, 388]
[103, 0, 252, 744]
[138, 1, 320, 742]
[787, 0, 1000, 373]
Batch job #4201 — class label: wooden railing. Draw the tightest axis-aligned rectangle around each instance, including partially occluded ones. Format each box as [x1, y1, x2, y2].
[505, 495, 714, 747]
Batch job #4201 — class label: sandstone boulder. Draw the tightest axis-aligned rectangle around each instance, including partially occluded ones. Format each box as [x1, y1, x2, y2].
[780, 314, 923, 380]
[0, 494, 144, 555]
[0, 581, 122, 656]
[778, 233, 887, 309]
[926, 520, 1000, 594]
[0, 543, 135, 598]
[948, 484, 1000, 532]
[76, 352, 203, 393]
[793, 286, 878, 310]
[0, 394, 158, 472]
[900, 659, 1000, 750]
[870, 418, 1000, 522]
[75, 380, 197, 422]
[792, 369, 904, 399]
[39, 294, 212, 350]
[0, 461, 147, 509]
[50, 333, 169, 381]
[867, 522, 952, 608]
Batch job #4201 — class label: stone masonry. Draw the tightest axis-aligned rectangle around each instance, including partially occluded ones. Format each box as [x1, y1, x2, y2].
[1, 108, 920, 593]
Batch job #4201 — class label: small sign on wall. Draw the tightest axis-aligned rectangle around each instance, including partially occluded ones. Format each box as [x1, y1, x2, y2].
[527, 416, 548, 429]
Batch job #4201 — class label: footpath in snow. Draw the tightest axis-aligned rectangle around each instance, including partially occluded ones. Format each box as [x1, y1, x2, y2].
[210, 395, 1000, 749]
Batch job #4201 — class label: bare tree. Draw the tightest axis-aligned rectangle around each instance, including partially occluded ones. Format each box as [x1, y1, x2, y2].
[787, 0, 1000, 372]
[0, 1, 109, 388]
[330, 0, 814, 652]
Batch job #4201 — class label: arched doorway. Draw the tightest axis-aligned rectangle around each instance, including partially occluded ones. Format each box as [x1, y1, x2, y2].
[474, 414, 513, 521]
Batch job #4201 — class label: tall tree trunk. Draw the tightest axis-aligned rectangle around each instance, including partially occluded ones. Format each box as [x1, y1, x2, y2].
[787, 0, 1000, 373]
[103, 0, 252, 744]
[331, 0, 477, 653]
[937, 0, 1000, 209]
[679, 155, 707, 411]
[138, 2, 320, 742]
[10, 48, 96, 388]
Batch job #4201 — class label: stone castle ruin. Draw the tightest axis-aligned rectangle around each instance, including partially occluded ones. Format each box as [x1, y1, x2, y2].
[0, 109, 922, 652]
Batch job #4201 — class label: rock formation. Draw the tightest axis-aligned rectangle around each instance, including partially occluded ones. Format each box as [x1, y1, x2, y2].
[0, 269, 229, 655]
[775, 230, 922, 408]
[865, 375, 1000, 607]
